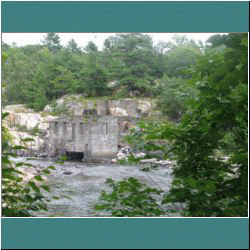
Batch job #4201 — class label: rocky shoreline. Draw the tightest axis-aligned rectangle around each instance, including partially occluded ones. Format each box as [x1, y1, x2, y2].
[110, 146, 176, 168]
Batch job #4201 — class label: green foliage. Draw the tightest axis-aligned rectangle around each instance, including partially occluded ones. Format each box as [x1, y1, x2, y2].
[94, 177, 165, 217]
[2, 112, 55, 217]
[158, 76, 198, 121]
[41, 33, 62, 54]
[55, 154, 67, 164]
[1, 46, 36, 105]
[2, 50, 8, 66]
[85, 41, 98, 52]
[164, 35, 202, 79]
[67, 39, 82, 54]
[29, 124, 41, 136]
[125, 120, 174, 158]
[103, 33, 164, 96]
[116, 154, 142, 165]
[81, 67, 109, 97]
[1, 33, 204, 107]
[161, 33, 248, 217]
[116, 33, 248, 217]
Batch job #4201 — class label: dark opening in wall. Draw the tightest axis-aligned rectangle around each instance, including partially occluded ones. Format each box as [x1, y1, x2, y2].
[66, 151, 84, 161]
[54, 122, 58, 134]
[83, 109, 97, 115]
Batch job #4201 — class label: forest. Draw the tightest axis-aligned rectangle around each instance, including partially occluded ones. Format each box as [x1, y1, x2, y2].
[2, 33, 248, 217]
[2, 33, 203, 120]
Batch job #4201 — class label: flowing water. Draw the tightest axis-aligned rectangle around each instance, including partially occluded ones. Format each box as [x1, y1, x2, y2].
[12, 157, 176, 217]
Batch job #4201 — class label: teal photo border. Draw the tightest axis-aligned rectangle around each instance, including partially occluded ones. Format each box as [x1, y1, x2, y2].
[1, 1, 249, 249]
[1, 1, 249, 32]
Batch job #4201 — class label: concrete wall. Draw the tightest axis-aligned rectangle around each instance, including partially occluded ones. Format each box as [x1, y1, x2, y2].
[48, 116, 118, 161]
[90, 116, 119, 160]
[61, 98, 149, 117]
[96, 100, 109, 115]
[108, 99, 138, 117]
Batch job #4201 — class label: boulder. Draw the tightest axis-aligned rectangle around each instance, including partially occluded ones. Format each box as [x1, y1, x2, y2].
[116, 151, 127, 160]
[133, 152, 146, 158]
[43, 105, 53, 112]
[118, 121, 130, 131]
[111, 159, 117, 163]
[137, 100, 151, 116]
[109, 107, 128, 116]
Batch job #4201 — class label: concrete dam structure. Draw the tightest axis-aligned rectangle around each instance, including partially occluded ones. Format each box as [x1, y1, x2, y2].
[47, 98, 152, 161]
[48, 115, 119, 161]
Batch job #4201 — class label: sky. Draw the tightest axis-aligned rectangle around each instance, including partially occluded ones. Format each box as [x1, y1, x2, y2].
[1, 33, 222, 50]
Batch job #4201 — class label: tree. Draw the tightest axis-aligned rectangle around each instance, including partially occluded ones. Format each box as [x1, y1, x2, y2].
[164, 35, 202, 79]
[1, 46, 36, 105]
[112, 33, 248, 217]
[21, 47, 53, 110]
[102, 33, 163, 96]
[67, 39, 82, 54]
[85, 41, 98, 52]
[80, 67, 108, 97]
[160, 33, 248, 216]
[158, 76, 198, 122]
[41, 33, 62, 54]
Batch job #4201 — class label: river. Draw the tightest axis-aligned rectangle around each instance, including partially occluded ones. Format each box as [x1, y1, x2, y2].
[12, 157, 178, 217]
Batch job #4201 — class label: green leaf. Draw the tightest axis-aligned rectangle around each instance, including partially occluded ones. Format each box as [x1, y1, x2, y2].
[16, 177, 23, 182]
[2, 157, 11, 164]
[47, 166, 56, 170]
[2, 112, 9, 119]
[23, 163, 34, 167]
[28, 181, 40, 193]
[20, 138, 35, 142]
[186, 178, 197, 188]
[42, 169, 51, 175]
[55, 161, 65, 164]
[16, 162, 25, 167]
[34, 175, 43, 181]
[12, 145, 27, 150]
[60, 194, 72, 200]
[40, 185, 50, 192]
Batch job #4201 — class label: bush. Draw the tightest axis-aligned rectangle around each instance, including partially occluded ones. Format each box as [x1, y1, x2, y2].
[94, 177, 165, 217]
[2, 112, 55, 217]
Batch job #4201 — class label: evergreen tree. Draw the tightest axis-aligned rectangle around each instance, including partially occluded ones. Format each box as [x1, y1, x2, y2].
[41, 33, 62, 54]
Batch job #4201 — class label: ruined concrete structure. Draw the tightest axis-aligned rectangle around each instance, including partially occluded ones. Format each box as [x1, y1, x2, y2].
[47, 98, 152, 161]
[48, 115, 119, 161]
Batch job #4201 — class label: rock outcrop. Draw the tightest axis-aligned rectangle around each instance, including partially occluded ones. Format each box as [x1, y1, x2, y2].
[2, 96, 157, 158]
[111, 146, 176, 168]
[42, 95, 154, 117]
[3, 105, 58, 157]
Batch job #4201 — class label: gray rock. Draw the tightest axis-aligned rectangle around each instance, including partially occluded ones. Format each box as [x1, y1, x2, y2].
[63, 171, 73, 175]
[43, 105, 53, 112]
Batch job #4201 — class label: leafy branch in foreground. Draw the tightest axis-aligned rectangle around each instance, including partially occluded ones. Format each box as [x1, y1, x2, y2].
[94, 177, 165, 217]
[161, 33, 248, 217]
[2, 112, 56, 217]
